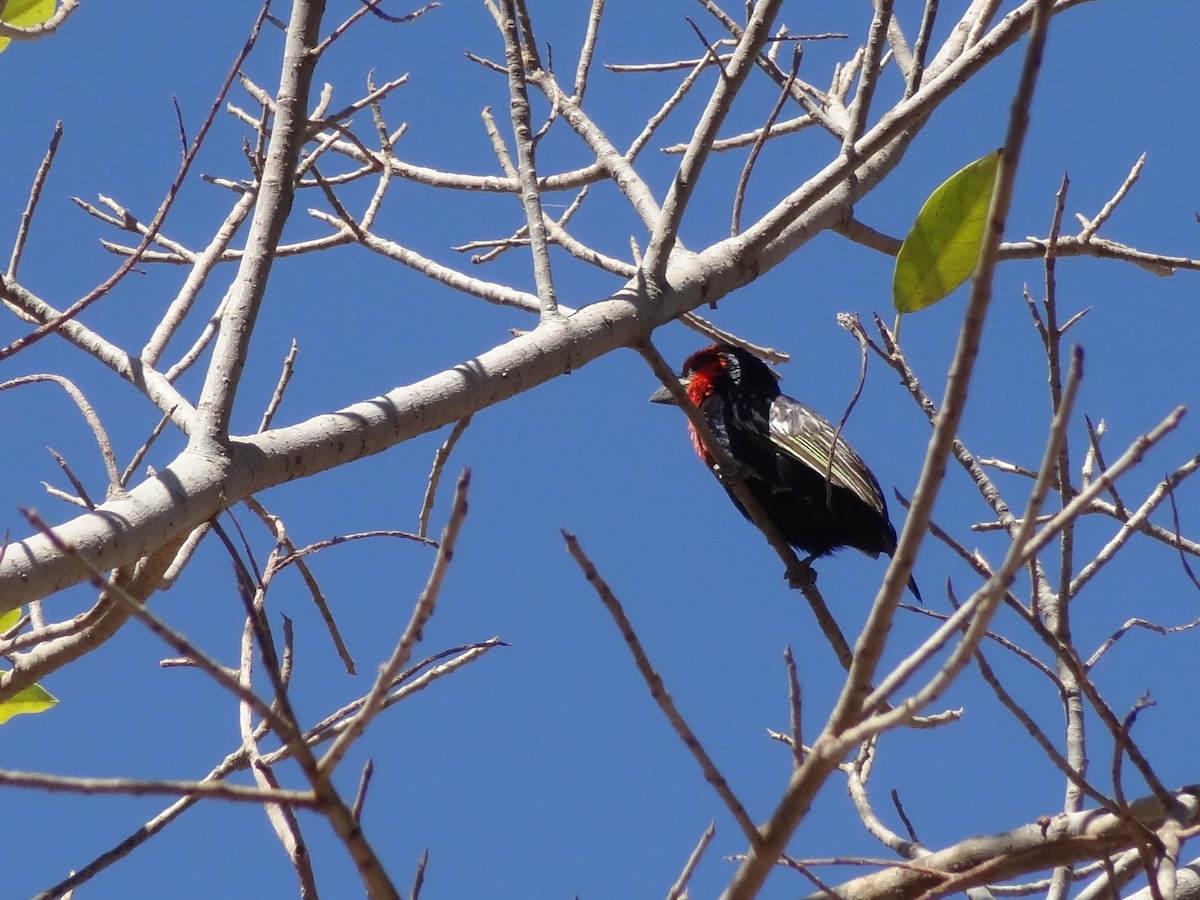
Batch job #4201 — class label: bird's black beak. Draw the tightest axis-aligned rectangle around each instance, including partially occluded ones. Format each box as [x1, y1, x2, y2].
[648, 384, 677, 405]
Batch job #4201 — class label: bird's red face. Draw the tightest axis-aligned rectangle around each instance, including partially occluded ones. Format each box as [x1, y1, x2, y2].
[678, 346, 730, 408]
[677, 346, 731, 463]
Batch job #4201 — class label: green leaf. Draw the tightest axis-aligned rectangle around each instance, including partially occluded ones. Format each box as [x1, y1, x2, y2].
[0, 618, 59, 721]
[893, 149, 1002, 314]
[0, 0, 57, 53]
[0, 681, 58, 724]
[0, 607, 21, 634]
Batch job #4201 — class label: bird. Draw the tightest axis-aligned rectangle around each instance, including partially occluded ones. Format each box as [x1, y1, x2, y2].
[650, 343, 921, 601]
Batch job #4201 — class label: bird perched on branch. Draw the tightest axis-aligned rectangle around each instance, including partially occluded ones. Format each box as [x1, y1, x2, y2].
[650, 343, 920, 601]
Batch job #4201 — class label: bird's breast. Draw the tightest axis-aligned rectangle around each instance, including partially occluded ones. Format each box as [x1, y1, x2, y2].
[686, 421, 717, 469]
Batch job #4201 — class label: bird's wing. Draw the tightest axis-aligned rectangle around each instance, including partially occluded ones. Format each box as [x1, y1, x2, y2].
[766, 397, 886, 514]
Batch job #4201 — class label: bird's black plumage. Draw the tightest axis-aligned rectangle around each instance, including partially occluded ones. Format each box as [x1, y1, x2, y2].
[652, 344, 920, 600]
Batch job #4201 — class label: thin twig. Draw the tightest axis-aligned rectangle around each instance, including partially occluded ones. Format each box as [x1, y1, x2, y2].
[571, 0, 605, 100]
[784, 646, 804, 769]
[1, 375, 121, 493]
[0, 770, 318, 806]
[7, 121, 63, 280]
[237, 610, 317, 897]
[352, 758, 375, 823]
[409, 847, 430, 900]
[497, 0, 560, 320]
[319, 470, 472, 776]
[731, 46, 800, 236]
[418, 417, 473, 539]
[667, 821, 717, 900]
[259, 339, 299, 432]
[1086, 615, 1200, 671]
[1079, 153, 1146, 241]
[563, 529, 761, 849]
[842, 0, 894, 151]
[46, 447, 94, 509]
[904, 0, 939, 99]
[684, 16, 730, 80]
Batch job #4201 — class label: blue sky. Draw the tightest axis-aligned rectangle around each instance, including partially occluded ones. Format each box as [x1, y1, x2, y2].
[2, 1, 1198, 897]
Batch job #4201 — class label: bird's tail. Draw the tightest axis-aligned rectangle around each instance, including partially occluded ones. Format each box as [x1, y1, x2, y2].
[906, 574, 923, 604]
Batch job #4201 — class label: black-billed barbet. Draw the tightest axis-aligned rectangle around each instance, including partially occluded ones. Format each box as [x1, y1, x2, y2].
[651, 343, 920, 601]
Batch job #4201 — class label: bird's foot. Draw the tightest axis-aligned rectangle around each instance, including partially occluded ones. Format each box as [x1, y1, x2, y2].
[786, 559, 817, 591]
[712, 459, 757, 485]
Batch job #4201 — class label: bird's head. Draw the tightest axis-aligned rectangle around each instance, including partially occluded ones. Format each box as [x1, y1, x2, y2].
[649, 344, 781, 406]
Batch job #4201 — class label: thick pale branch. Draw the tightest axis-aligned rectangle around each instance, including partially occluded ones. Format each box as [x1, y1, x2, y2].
[193, 1, 325, 447]
[0, 530, 189, 699]
[806, 788, 1200, 900]
[1, 185, 852, 609]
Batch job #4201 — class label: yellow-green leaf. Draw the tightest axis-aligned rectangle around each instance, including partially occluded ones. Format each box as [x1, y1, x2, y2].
[0, 682, 58, 724]
[0, 0, 57, 53]
[893, 149, 1002, 314]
